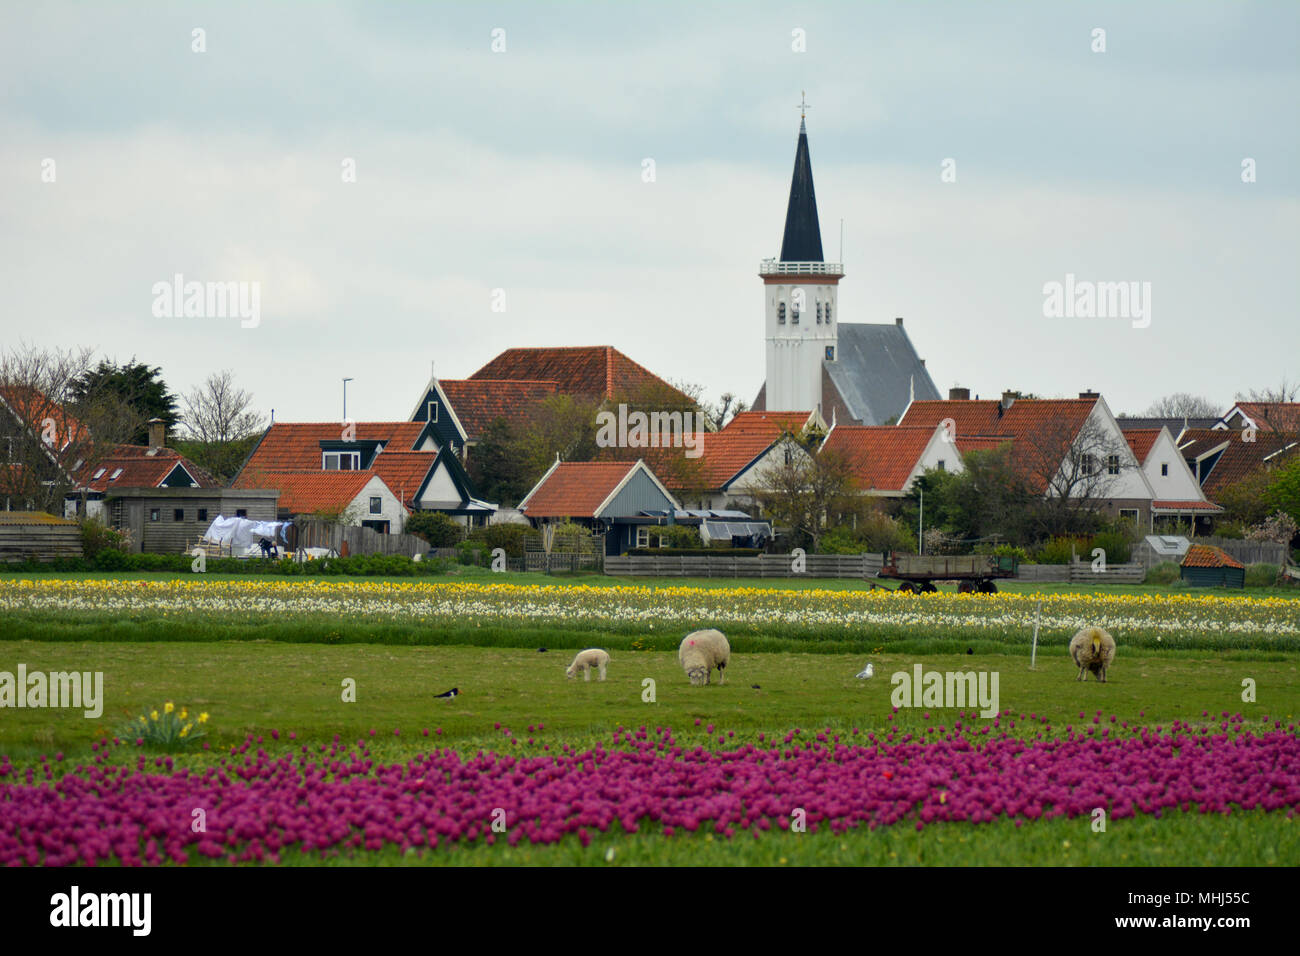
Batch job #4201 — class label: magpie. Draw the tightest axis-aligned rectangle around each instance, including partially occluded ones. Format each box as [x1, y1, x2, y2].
[433, 687, 459, 699]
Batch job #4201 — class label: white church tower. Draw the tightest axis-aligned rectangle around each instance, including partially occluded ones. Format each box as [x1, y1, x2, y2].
[761, 98, 843, 413]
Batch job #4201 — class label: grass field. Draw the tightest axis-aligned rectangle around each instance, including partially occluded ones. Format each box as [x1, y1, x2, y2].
[1, 570, 1297, 866]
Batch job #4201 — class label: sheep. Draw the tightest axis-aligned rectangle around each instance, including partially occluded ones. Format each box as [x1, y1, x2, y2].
[1068, 626, 1116, 682]
[565, 648, 610, 682]
[679, 629, 730, 686]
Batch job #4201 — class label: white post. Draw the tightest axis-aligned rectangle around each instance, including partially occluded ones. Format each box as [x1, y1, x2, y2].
[1030, 599, 1043, 670]
[918, 487, 924, 555]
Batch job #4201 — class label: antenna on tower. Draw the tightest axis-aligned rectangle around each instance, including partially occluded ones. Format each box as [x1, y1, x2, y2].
[840, 218, 844, 263]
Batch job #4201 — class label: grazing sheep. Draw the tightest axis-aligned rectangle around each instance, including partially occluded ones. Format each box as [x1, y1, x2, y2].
[679, 629, 730, 686]
[565, 648, 610, 681]
[1069, 626, 1116, 682]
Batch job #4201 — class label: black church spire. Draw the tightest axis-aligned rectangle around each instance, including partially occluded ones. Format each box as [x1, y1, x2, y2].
[779, 114, 824, 263]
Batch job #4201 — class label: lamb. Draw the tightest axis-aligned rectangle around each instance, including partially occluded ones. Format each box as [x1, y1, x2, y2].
[565, 648, 610, 681]
[679, 629, 730, 686]
[1068, 626, 1116, 682]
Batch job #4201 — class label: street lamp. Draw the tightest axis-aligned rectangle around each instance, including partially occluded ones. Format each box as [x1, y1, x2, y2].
[342, 378, 353, 421]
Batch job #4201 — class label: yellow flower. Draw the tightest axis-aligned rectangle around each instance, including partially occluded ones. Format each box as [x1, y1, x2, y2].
[164, 701, 175, 714]
[198, 713, 209, 724]
[180, 709, 188, 720]
[150, 710, 159, 721]
[180, 724, 190, 737]
[138, 715, 146, 724]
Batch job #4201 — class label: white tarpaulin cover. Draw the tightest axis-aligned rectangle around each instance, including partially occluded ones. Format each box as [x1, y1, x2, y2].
[201, 516, 289, 551]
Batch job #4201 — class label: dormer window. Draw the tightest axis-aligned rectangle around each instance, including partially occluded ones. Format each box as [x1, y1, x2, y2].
[778, 303, 786, 325]
[323, 451, 361, 470]
[427, 401, 439, 423]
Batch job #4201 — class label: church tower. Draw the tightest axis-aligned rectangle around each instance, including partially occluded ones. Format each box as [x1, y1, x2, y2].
[761, 98, 843, 413]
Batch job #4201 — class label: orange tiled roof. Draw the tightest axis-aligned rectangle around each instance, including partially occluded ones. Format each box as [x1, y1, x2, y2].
[1178, 428, 1300, 494]
[245, 470, 381, 515]
[1122, 429, 1161, 464]
[469, 346, 689, 404]
[821, 426, 937, 492]
[521, 461, 643, 518]
[723, 411, 813, 435]
[368, 451, 438, 508]
[72, 444, 217, 492]
[438, 379, 558, 441]
[686, 411, 813, 488]
[1231, 402, 1300, 432]
[0, 385, 91, 453]
[1181, 544, 1244, 570]
[239, 422, 428, 474]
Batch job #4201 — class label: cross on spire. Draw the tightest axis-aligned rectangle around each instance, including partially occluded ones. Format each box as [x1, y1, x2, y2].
[798, 91, 810, 118]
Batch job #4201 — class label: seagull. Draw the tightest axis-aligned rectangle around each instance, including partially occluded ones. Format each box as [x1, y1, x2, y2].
[433, 687, 459, 699]
[855, 664, 874, 679]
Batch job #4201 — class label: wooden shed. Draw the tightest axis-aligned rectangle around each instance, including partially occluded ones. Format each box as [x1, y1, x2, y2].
[0, 511, 83, 563]
[104, 487, 279, 554]
[1180, 544, 1246, 589]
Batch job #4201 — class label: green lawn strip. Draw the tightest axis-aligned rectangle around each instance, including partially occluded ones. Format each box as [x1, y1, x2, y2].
[2, 641, 1294, 756]
[257, 809, 1297, 867]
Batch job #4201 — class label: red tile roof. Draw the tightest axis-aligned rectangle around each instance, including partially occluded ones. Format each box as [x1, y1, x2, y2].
[239, 422, 428, 474]
[1230, 402, 1300, 432]
[723, 411, 814, 435]
[245, 470, 382, 515]
[821, 426, 937, 492]
[438, 379, 558, 441]
[682, 411, 814, 489]
[1122, 428, 1161, 464]
[73, 444, 217, 492]
[0, 385, 91, 454]
[520, 461, 644, 518]
[1178, 428, 1300, 494]
[469, 347, 689, 404]
[1181, 544, 1244, 570]
[368, 452, 438, 508]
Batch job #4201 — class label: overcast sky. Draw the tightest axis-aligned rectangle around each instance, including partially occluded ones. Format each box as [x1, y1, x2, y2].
[2, 1, 1296, 425]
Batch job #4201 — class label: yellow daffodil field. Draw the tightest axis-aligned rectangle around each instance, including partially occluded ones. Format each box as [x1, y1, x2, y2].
[2, 577, 1296, 651]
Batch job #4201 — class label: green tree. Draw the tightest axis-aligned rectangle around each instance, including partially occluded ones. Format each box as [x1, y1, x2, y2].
[71, 358, 179, 445]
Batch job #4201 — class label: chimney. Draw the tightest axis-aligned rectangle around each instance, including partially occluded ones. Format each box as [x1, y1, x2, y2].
[1001, 390, 1018, 410]
[148, 418, 166, 449]
[1079, 389, 1100, 400]
[895, 317, 904, 326]
[949, 387, 970, 401]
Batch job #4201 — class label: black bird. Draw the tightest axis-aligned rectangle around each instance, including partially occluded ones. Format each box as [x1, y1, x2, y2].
[751, 684, 761, 690]
[433, 687, 459, 699]
[537, 647, 547, 653]
[966, 648, 974, 655]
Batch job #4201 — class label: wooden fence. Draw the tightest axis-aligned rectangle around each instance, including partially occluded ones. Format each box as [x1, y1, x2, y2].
[0, 513, 83, 562]
[291, 520, 428, 558]
[605, 552, 884, 578]
[1013, 561, 1145, 583]
[1191, 537, 1289, 567]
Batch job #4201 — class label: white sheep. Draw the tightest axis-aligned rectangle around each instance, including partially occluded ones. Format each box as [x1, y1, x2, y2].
[565, 648, 610, 681]
[1068, 626, 1116, 682]
[679, 629, 730, 686]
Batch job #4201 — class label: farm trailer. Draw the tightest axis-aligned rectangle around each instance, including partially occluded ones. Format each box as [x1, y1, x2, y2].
[875, 553, 1019, 593]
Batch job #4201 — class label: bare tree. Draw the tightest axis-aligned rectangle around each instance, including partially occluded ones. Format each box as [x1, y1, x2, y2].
[177, 371, 265, 482]
[1016, 415, 1137, 537]
[736, 439, 857, 551]
[1142, 393, 1222, 419]
[0, 344, 142, 513]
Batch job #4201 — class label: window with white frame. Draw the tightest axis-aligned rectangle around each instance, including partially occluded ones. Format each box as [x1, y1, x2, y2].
[1081, 454, 1096, 476]
[636, 527, 649, 548]
[323, 451, 361, 470]
[1107, 454, 1120, 476]
[369, 496, 382, 515]
[427, 401, 438, 422]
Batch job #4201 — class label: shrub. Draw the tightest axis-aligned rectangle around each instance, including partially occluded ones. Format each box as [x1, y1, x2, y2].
[1245, 563, 1280, 588]
[656, 524, 703, 549]
[1211, 521, 1247, 539]
[1146, 561, 1181, 586]
[483, 523, 530, 559]
[455, 541, 487, 566]
[1246, 511, 1298, 546]
[1034, 536, 1088, 565]
[550, 522, 593, 553]
[1091, 530, 1131, 565]
[404, 511, 463, 547]
[79, 517, 130, 560]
